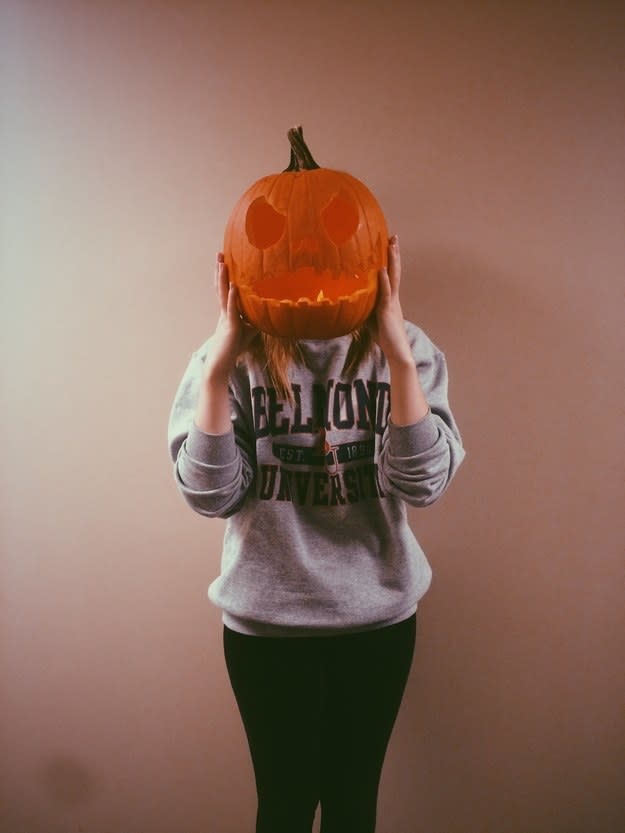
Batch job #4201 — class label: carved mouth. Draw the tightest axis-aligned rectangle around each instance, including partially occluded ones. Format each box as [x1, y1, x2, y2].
[238, 266, 378, 338]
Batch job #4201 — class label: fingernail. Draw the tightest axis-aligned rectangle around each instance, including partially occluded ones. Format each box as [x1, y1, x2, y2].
[217, 252, 224, 263]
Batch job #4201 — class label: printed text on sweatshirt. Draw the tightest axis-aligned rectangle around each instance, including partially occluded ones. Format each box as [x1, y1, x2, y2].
[167, 320, 466, 637]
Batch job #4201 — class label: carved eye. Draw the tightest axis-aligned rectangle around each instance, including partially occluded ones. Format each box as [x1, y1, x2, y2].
[321, 192, 360, 245]
[246, 196, 287, 249]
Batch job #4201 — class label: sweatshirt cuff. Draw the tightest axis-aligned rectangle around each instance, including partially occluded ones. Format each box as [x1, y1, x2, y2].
[186, 422, 237, 465]
[388, 410, 439, 456]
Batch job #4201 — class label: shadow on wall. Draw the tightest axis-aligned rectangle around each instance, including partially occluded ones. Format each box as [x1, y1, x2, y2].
[405, 242, 582, 397]
[4, 753, 101, 832]
[402, 241, 603, 600]
[392, 244, 611, 829]
[38, 753, 97, 806]
[404, 241, 597, 505]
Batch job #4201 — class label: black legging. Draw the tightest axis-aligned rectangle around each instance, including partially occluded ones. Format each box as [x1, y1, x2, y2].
[223, 612, 417, 833]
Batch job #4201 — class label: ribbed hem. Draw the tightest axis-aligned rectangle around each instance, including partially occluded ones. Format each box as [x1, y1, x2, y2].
[221, 602, 418, 638]
[388, 410, 439, 456]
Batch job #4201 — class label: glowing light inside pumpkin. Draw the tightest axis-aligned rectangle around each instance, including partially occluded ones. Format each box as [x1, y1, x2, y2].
[317, 290, 325, 302]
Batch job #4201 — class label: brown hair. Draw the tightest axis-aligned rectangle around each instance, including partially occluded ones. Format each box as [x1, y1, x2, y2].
[242, 323, 375, 404]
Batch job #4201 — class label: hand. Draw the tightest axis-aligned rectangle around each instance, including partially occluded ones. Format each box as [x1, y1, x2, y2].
[371, 235, 413, 364]
[202, 253, 258, 381]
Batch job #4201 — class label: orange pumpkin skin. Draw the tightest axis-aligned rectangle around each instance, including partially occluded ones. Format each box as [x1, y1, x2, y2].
[223, 126, 388, 339]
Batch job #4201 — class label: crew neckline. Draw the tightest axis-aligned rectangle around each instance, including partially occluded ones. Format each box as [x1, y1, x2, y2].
[298, 334, 352, 346]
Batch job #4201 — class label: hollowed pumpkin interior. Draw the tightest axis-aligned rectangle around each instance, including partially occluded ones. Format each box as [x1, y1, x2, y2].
[247, 267, 373, 304]
[238, 266, 378, 338]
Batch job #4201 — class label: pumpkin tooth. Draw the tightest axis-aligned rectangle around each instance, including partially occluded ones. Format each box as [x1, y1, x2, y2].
[297, 297, 311, 305]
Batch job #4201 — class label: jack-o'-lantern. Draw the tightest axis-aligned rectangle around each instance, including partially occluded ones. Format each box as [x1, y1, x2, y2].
[223, 126, 389, 339]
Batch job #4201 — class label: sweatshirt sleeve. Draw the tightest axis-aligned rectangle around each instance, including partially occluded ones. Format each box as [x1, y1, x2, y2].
[167, 348, 256, 518]
[377, 326, 466, 507]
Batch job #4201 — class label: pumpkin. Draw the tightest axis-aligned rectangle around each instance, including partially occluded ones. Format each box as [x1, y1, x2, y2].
[223, 126, 389, 339]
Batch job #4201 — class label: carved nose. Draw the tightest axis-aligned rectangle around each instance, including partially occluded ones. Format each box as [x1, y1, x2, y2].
[294, 236, 320, 254]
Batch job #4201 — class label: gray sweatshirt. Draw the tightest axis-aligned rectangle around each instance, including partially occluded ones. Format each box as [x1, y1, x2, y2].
[167, 320, 466, 637]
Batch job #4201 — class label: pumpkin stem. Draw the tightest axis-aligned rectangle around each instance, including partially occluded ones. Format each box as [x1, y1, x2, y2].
[283, 125, 320, 172]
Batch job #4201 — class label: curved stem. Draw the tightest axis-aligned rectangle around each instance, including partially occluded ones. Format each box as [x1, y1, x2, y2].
[283, 125, 320, 171]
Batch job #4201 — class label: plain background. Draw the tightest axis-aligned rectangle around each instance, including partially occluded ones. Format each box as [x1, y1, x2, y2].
[1, 1, 624, 832]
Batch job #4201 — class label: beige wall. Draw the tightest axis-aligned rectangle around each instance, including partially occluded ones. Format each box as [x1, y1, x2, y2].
[2, 2, 623, 832]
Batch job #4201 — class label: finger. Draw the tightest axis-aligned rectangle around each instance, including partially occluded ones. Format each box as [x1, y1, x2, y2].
[214, 251, 225, 285]
[388, 235, 401, 291]
[377, 267, 392, 302]
[226, 282, 243, 325]
[216, 261, 229, 313]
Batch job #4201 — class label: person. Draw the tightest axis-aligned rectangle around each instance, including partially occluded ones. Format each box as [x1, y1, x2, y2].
[167, 235, 466, 833]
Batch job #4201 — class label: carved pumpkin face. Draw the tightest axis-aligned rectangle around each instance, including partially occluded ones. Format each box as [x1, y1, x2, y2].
[223, 127, 388, 339]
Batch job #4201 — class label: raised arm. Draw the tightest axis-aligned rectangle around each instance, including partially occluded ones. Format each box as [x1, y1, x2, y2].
[167, 254, 258, 518]
[372, 236, 466, 506]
